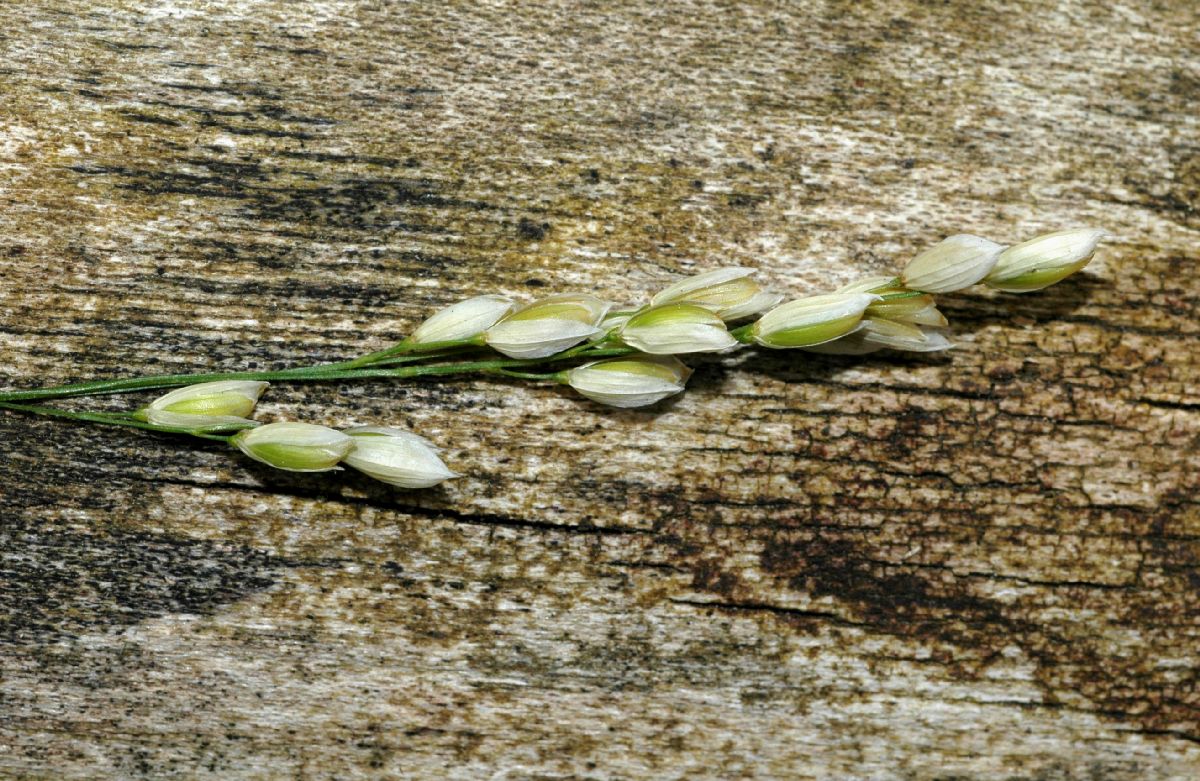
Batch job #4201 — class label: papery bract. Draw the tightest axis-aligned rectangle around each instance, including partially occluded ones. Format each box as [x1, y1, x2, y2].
[232, 422, 353, 472]
[651, 267, 783, 321]
[985, 228, 1104, 293]
[342, 426, 459, 488]
[484, 293, 610, 359]
[618, 303, 737, 354]
[565, 355, 691, 408]
[409, 295, 514, 345]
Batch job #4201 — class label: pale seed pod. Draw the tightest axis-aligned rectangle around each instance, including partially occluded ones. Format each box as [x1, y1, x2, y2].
[902, 234, 1005, 293]
[618, 303, 738, 354]
[341, 426, 459, 488]
[135, 380, 268, 431]
[985, 228, 1104, 293]
[651, 267, 783, 322]
[231, 422, 353, 473]
[409, 295, 514, 345]
[565, 355, 692, 408]
[484, 293, 610, 359]
[750, 293, 877, 349]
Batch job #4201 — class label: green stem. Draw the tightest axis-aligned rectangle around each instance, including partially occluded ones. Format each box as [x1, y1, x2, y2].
[0, 365, 373, 402]
[0, 343, 639, 403]
[0, 401, 234, 441]
[489, 369, 557, 381]
[336, 336, 485, 369]
[367, 346, 481, 368]
[729, 323, 756, 343]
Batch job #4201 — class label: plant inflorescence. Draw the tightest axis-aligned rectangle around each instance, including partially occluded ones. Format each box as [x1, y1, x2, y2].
[0, 228, 1105, 488]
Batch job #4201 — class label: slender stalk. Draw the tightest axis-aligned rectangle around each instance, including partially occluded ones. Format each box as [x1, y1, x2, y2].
[336, 336, 486, 370]
[0, 365, 375, 402]
[0, 401, 234, 441]
[366, 346, 481, 368]
[0, 341, 640, 403]
[730, 323, 756, 343]
[489, 369, 558, 381]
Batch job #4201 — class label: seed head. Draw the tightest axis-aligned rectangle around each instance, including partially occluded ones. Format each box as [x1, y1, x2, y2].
[232, 422, 353, 472]
[985, 228, 1104, 292]
[136, 380, 268, 431]
[901, 234, 1005, 294]
[618, 303, 738, 354]
[484, 293, 610, 359]
[750, 293, 877, 348]
[565, 355, 692, 408]
[651, 267, 783, 322]
[341, 426, 459, 488]
[409, 295, 514, 345]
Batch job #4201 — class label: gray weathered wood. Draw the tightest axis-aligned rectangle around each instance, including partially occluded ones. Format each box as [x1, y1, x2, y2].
[1, 1, 1198, 778]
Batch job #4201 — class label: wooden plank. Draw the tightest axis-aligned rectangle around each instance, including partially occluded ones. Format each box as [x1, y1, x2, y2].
[1, 1, 1197, 778]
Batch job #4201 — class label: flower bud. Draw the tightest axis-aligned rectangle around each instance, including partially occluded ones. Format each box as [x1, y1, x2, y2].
[232, 422, 353, 472]
[409, 295, 514, 345]
[565, 355, 692, 408]
[650, 267, 783, 322]
[342, 426, 459, 488]
[750, 293, 876, 348]
[484, 293, 610, 359]
[618, 303, 737, 354]
[135, 380, 267, 431]
[985, 228, 1104, 292]
[901, 234, 1005, 293]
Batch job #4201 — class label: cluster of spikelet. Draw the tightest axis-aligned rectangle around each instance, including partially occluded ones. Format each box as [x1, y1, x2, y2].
[112, 227, 1102, 489]
[132, 381, 458, 488]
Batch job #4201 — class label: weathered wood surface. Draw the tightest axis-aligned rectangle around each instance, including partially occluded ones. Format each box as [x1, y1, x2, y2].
[1, 1, 1198, 778]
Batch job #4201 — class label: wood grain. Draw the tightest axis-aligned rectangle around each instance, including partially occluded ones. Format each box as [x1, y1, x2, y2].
[1, 1, 1198, 778]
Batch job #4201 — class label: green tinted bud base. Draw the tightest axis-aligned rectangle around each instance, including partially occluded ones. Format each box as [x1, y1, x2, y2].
[754, 313, 862, 348]
[986, 258, 1090, 293]
[231, 432, 347, 471]
[163, 396, 255, 417]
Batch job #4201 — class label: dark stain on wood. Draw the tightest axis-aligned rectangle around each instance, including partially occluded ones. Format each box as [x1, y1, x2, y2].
[1, 518, 280, 645]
